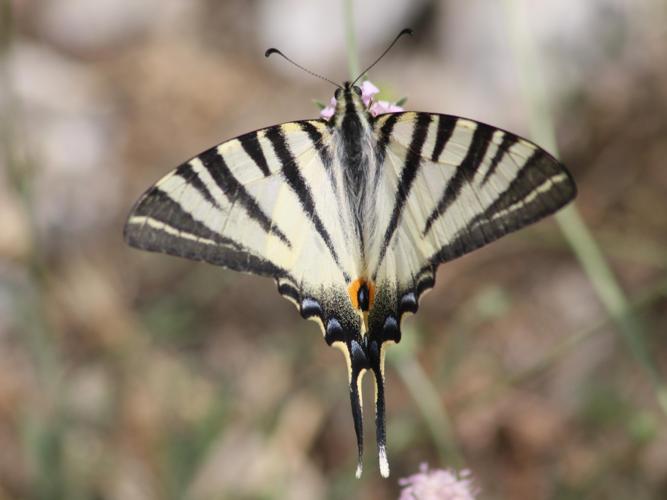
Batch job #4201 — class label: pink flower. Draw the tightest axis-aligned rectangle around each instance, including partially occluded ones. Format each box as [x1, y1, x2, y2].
[319, 80, 404, 120]
[320, 97, 337, 120]
[360, 80, 380, 107]
[399, 463, 478, 500]
[369, 100, 404, 116]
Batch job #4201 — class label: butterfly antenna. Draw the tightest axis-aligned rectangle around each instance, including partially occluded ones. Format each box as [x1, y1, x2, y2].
[351, 28, 413, 86]
[265, 48, 342, 89]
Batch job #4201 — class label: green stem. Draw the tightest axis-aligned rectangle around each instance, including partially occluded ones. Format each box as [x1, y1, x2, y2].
[1, 3, 72, 497]
[470, 276, 667, 409]
[502, 0, 667, 414]
[391, 332, 464, 466]
[343, 0, 360, 79]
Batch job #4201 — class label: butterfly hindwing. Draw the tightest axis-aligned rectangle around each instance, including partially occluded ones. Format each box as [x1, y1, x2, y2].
[367, 112, 576, 332]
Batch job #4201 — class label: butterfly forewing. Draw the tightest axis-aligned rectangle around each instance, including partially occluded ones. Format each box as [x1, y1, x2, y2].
[124, 121, 359, 315]
[369, 111, 576, 314]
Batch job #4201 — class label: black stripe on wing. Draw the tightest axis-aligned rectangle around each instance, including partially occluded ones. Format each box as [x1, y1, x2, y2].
[197, 147, 292, 249]
[430, 114, 457, 162]
[481, 132, 518, 186]
[124, 189, 291, 277]
[264, 125, 351, 282]
[478, 148, 574, 226]
[421, 148, 576, 270]
[127, 188, 241, 250]
[298, 121, 337, 192]
[299, 121, 333, 169]
[238, 131, 272, 177]
[174, 163, 219, 208]
[423, 122, 495, 236]
[373, 113, 432, 280]
[375, 113, 402, 167]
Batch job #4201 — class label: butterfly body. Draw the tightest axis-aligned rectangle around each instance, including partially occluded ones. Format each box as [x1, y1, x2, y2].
[125, 80, 576, 478]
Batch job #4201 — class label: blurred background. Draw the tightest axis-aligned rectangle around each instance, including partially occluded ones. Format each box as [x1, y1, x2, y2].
[1, 0, 666, 498]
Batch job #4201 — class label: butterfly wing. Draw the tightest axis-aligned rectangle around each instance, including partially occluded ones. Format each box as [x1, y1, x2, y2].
[367, 112, 576, 335]
[124, 120, 362, 335]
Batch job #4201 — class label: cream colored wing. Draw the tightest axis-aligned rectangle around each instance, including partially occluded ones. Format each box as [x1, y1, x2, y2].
[124, 120, 362, 337]
[367, 112, 576, 335]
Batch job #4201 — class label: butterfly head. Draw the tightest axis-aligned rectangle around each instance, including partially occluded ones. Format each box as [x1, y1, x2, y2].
[330, 82, 369, 126]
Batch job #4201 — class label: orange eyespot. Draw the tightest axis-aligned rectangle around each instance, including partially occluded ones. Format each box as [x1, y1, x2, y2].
[348, 278, 375, 311]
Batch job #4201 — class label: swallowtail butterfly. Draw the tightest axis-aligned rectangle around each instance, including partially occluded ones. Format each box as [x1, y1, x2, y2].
[124, 30, 576, 478]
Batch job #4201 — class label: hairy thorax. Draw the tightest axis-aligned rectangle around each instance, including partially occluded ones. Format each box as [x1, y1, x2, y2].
[336, 110, 377, 257]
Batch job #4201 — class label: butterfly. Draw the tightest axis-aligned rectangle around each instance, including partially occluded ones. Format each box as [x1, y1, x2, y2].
[124, 29, 577, 478]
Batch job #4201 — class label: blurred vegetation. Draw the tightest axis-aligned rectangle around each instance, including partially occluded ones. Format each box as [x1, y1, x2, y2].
[1, 1, 666, 499]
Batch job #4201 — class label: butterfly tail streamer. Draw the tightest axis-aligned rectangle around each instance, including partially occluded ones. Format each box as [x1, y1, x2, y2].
[348, 358, 391, 479]
[349, 366, 365, 478]
[373, 365, 390, 478]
